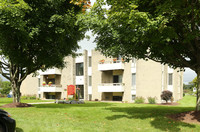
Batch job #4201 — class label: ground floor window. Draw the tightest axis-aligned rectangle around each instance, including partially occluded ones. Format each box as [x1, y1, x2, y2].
[89, 94, 92, 101]
[132, 95, 136, 101]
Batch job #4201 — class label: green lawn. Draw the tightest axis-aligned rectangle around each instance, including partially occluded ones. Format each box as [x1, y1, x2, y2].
[1, 96, 200, 132]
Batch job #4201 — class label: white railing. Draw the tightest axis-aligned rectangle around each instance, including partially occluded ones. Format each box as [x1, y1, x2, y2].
[98, 83, 125, 92]
[99, 83, 125, 86]
[99, 60, 124, 64]
[40, 68, 61, 75]
[98, 61, 125, 71]
[39, 85, 62, 92]
[41, 84, 62, 87]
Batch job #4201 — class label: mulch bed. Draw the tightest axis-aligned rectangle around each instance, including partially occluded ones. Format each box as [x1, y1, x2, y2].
[1, 103, 32, 108]
[168, 111, 200, 125]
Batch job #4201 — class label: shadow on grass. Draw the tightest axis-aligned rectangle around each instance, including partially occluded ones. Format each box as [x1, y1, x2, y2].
[16, 127, 24, 132]
[105, 105, 196, 131]
[34, 102, 113, 108]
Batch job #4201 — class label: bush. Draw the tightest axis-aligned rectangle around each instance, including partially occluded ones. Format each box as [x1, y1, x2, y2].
[21, 95, 37, 100]
[161, 90, 173, 103]
[134, 96, 145, 104]
[147, 97, 156, 104]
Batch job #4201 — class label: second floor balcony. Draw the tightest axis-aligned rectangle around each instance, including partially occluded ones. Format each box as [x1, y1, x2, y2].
[98, 60, 125, 71]
[98, 83, 125, 92]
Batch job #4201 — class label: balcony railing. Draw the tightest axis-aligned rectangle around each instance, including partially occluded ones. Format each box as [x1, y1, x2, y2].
[40, 68, 61, 75]
[98, 60, 125, 71]
[98, 83, 125, 92]
[39, 85, 62, 92]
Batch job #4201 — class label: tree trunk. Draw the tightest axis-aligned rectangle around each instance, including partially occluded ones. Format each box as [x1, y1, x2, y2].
[11, 79, 21, 103]
[196, 70, 200, 111]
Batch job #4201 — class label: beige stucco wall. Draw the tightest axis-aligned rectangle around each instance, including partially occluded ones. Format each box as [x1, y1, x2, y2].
[136, 59, 163, 103]
[60, 56, 75, 99]
[91, 50, 103, 100]
[21, 74, 38, 96]
[171, 69, 184, 101]
[122, 62, 132, 102]
[83, 50, 88, 100]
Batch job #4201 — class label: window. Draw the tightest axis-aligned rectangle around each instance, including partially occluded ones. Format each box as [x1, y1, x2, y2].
[132, 95, 136, 100]
[76, 63, 84, 76]
[132, 58, 135, 63]
[132, 73, 136, 86]
[113, 75, 122, 83]
[89, 94, 92, 101]
[89, 57, 92, 67]
[168, 73, 173, 85]
[132, 58, 136, 68]
[89, 76, 92, 86]
[38, 78, 40, 87]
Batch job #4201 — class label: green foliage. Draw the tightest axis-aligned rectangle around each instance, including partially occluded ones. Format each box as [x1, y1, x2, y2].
[134, 96, 145, 104]
[0, 81, 11, 95]
[161, 90, 173, 103]
[183, 84, 193, 90]
[147, 97, 156, 104]
[21, 95, 37, 100]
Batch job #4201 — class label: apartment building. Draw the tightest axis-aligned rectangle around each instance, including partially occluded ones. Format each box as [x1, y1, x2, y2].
[20, 50, 183, 103]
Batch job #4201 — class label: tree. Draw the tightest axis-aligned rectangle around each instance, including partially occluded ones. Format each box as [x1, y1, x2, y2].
[89, 0, 200, 111]
[0, 0, 90, 103]
[0, 81, 11, 95]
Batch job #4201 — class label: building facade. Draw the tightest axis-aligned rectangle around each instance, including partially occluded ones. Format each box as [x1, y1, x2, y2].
[20, 50, 183, 103]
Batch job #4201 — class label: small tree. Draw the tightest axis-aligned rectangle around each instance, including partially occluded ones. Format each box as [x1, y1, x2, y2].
[0, 81, 11, 95]
[161, 90, 173, 103]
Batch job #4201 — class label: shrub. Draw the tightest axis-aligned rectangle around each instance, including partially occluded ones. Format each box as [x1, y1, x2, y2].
[170, 97, 174, 103]
[21, 95, 37, 100]
[134, 96, 145, 104]
[161, 90, 173, 103]
[147, 97, 156, 104]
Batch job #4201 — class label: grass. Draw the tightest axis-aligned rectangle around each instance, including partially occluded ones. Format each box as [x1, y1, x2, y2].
[0, 95, 200, 132]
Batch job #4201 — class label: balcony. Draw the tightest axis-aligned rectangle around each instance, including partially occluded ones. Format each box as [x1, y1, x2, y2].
[40, 68, 61, 75]
[98, 83, 125, 92]
[39, 85, 62, 92]
[98, 60, 124, 71]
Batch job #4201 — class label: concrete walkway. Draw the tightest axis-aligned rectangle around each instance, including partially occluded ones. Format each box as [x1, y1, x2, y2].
[28, 102, 54, 104]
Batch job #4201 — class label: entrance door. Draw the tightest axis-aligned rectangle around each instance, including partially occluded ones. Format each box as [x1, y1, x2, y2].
[76, 85, 84, 99]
